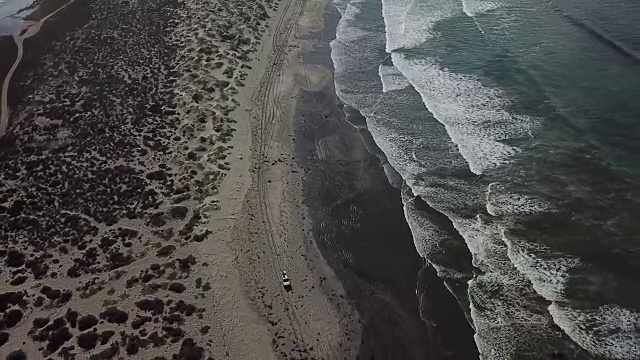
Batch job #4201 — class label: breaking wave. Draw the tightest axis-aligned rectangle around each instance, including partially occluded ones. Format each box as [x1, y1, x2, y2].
[330, 0, 640, 357]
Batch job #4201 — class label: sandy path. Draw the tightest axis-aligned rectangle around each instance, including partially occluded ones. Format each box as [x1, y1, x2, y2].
[218, 0, 363, 357]
[0, 0, 75, 137]
[254, 0, 309, 345]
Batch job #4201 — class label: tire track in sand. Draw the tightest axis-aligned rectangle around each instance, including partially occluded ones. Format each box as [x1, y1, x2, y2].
[252, 0, 311, 355]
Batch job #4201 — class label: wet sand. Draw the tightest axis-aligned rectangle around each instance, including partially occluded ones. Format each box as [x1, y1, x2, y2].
[0, 36, 16, 85]
[292, 3, 479, 359]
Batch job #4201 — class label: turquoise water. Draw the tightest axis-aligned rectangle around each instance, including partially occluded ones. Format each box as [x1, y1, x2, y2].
[330, 0, 640, 358]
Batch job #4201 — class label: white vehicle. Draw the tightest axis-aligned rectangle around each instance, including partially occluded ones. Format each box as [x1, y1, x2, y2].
[281, 271, 292, 290]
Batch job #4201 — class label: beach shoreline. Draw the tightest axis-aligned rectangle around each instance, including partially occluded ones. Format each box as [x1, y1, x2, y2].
[0, 0, 479, 356]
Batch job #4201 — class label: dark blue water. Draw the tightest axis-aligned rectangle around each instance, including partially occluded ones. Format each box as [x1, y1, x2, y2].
[329, 0, 640, 358]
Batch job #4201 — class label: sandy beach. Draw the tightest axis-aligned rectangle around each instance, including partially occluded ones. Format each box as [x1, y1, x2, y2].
[0, 0, 478, 356]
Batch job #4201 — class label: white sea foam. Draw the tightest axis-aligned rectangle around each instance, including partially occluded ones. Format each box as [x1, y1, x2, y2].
[502, 233, 580, 302]
[448, 214, 520, 276]
[379, 63, 411, 92]
[468, 271, 558, 359]
[403, 195, 449, 258]
[334, 1, 368, 43]
[504, 231, 640, 358]
[461, 0, 502, 17]
[392, 53, 538, 174]
[330, 0, 583, 357]
[380, 0, 459, 51]
[549, 303, 640, 359]
[486, 182, 553, 216]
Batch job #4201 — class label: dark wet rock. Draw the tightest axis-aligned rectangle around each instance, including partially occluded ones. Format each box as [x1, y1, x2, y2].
[168, 282, 186, 293]
[100, 307, 129, 324]
[135, 298, 165, 315]
[156, 245, 176, 257]
[5, 349, 26, 360]
[199, 325, 210, 335]
[77, 314, 98, 331]
[77, 331, 99, 350]
[0, 331, 8, 346]
[150, 263, 161, 271]
[170, 206, 188, 220]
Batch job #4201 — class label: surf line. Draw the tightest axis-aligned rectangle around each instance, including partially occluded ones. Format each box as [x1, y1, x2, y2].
[0, 0, 77, 138]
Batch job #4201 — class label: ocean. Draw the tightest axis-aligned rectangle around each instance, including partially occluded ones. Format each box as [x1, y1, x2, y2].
[0, 0, 32, 34]
[329, 0, 640, 358]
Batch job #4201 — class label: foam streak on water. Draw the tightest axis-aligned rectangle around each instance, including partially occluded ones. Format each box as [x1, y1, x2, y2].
[461, 0, 502, 17]
[379, 63, 410, 93]
[391, 53, 537, 175]
[380, 0, 458, 51]
[548, 303, 640, 359]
